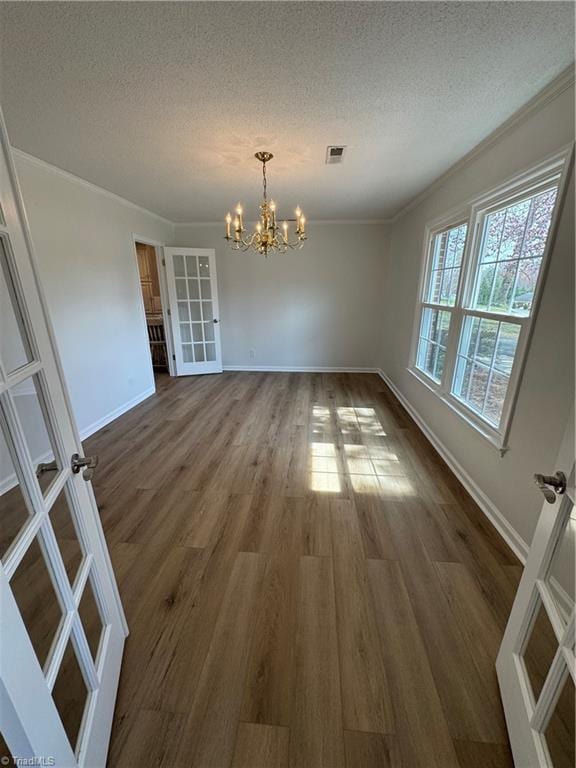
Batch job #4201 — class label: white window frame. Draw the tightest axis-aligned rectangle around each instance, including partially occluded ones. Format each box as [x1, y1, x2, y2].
[409, 145, 574, 454]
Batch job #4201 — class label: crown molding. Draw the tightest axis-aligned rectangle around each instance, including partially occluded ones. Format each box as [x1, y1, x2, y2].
[173, 218, 391, 227]
[11, 147, 392, 227]
[389, 64, 575, 224]
[11, 147, 173, 226]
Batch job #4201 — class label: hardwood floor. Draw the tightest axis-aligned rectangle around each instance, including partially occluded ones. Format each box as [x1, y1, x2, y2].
[75, 371, 551, 767]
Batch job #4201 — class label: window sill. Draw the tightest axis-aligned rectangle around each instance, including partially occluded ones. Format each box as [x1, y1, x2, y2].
[406, 366, 509, 456]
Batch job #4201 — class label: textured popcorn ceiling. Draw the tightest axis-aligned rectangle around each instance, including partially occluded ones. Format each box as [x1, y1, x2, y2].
[0, 1, 573, 222]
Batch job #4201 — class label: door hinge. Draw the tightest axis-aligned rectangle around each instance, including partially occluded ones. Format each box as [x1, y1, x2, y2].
[167, 308, 171, 316]
[172, 354, 176, 361]
[162, 258, 166, 266]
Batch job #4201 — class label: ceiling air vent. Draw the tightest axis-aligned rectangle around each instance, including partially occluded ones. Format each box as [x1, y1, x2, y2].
[326, 145, 347, 164]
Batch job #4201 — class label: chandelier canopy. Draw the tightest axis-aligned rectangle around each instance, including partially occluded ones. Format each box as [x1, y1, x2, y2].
[224, 151, 307, 256]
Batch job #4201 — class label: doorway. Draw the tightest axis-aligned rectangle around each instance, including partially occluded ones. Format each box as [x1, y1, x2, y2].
[135, 241, 169, 374]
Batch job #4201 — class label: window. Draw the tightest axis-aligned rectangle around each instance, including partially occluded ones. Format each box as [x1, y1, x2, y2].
[411, 150, 569, 450]
[415, 223, 467, 382]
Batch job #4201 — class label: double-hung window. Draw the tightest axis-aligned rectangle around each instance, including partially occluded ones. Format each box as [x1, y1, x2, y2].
[411, 150, 570, 450]
[415, 222, 467, 383]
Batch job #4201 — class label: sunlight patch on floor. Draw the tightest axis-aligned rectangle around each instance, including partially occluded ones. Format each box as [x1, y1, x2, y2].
[307, 404, 413, 494]
[378, 475, 416, 496]
[309, 472, 342, 493]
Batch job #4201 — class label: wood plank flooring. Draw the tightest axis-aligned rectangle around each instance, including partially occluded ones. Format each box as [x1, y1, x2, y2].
[82, 371, 526, 768]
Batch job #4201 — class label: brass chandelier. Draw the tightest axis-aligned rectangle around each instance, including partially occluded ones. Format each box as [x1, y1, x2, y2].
[224, 151, 307, 256]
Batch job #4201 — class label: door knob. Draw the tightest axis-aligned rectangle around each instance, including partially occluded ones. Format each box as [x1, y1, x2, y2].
[71, 453, 99, 481]
[534, 471, 566, 503]
[213, 318, 219, 324]
[36, 459, 58, 477]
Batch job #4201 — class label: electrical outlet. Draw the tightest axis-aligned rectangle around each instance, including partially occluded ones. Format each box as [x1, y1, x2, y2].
[249, 349, 256, 359]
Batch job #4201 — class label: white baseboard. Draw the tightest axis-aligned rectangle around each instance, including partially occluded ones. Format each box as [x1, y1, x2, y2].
[222, 365, 379, 373]
[376, 369, 529, 563]
[79, 386, 156, 440]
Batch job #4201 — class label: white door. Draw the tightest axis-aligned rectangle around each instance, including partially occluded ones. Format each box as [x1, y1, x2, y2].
[0, 108, 126, 767]
[163, 247, 223, 375]
[497, 414, 575, 767]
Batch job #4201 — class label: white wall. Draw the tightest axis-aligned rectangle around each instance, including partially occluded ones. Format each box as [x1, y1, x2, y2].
[14, 153, 174, 437]
[171, 222, 387, 369]
[379, 83, 575, 564]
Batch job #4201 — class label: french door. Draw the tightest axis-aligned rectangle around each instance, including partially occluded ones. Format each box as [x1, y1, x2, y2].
[497, 414, 574, 767]
[163, 247, 223, 375]
[0, 107, 126, 766]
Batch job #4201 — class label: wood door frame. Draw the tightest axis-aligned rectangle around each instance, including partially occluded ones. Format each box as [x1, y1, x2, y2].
[131, 233, 176, 378]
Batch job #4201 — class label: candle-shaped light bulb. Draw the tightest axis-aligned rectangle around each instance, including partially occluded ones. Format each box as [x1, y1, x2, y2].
[270, 200, 276, 212]
[236, 204, 243, 231]
[256, 222, 262, 233]
[225, 212, 232, 239]
[282, 221, 288, 241]
[295, 206, 301, 219]
[234, 217, 240, 241]
[300, 215, 306, 234]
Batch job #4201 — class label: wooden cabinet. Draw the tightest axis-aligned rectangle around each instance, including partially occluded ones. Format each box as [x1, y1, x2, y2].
[136, 243, 168, 370]
[136, 243, 161, 314]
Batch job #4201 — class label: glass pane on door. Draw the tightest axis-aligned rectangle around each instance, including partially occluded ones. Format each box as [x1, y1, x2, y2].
[204, 322, 214, 342]
[544, 672, 575, 768]
[198, 255, 210, 276]
[546, 515, 575, 625]
[200, 280, 211, 300]
[11, 375, 61, 495]
[182, 345, 194, 363]
[78, 573, 106, 664]
[522, 597, 557, 701]
[0, 420, 33, 559]
[202, 302, 213, 322]
[173, 253, 185, 277]
[185, 253, 197, 277]
[52, 639, 90, 754]
[10, 535, 63, 670]
[180, 324, 192, 343]
[0, 235, 33, 374]
[50, 487, 84, 588]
